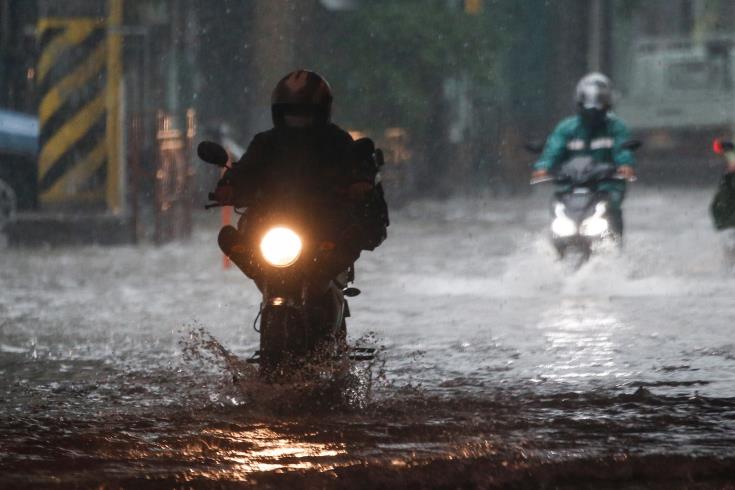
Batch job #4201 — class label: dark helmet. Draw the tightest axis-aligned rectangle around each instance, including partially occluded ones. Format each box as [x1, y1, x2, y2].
[271, 70, 333, 127]
[575, 72, 612, 128]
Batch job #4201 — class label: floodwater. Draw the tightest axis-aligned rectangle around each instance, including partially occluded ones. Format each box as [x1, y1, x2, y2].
[2, 188, 735, 488]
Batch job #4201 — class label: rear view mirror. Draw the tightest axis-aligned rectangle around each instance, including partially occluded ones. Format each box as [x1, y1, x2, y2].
[621, 140, 642, 151]
[523, 141, 544, 154]
[713, 139, 735, 154]
[197, 141, 229, 167]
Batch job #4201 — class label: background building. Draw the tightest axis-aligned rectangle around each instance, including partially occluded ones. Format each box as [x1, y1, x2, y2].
[0, 0, 731, 243]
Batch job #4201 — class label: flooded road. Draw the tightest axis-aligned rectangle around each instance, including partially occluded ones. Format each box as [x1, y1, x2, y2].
[2, 187, 735, 488]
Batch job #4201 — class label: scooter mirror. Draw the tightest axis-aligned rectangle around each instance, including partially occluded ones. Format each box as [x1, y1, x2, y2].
[197, 141, 229, 167]
[713, 139, 735, 154]
[530, 175, 554, 185]
[621, 140, 642, 151]
[523, 141, 545, 154]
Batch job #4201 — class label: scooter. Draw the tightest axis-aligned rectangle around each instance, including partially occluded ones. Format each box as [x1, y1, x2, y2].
[527, 140, 640, 267]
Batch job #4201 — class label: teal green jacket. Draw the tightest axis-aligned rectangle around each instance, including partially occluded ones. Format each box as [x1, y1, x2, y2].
[534, 114, 635, 172]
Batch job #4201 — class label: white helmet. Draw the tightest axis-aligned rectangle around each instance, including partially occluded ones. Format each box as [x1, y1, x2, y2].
[575, 73, 613, 110]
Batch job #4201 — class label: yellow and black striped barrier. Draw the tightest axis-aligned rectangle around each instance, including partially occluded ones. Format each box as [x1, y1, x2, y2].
[36, 0, 122, 211]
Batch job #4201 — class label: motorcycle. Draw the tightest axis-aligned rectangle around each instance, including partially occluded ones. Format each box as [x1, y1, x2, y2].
[197, 141, 375, 379]
[526, 140, 640, 267]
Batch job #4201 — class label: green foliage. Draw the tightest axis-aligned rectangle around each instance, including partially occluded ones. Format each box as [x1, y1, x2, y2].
[311, 0, 509, 132]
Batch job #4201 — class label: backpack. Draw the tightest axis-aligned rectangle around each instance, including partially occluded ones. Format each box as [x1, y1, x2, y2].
[350, 138, 389, 250]
[711, 173, 735, 230]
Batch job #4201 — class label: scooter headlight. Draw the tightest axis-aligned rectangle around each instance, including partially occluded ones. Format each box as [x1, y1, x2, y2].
[260, 227, 302, 268]
[580, 202, 609, 237]
[551, 203, 577, 237]
[580, 217, 609, 236]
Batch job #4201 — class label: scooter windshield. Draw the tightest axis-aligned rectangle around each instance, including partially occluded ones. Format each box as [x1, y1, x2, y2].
[558, 157, 615, 186]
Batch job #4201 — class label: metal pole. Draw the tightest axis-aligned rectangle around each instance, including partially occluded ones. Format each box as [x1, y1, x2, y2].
[166, 0, 179, 118]
[1, 0, 10, 49]
[0, 0, 9, 108]
[587, 0, 603, 72]
[106, 0, 123, 213]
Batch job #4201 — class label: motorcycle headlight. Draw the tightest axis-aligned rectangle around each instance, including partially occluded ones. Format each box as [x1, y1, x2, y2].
[551, 203, 577, 237]
[580, 216, 609, 236]
[580, 202, 609, 236]
[259, 227, 302, 268]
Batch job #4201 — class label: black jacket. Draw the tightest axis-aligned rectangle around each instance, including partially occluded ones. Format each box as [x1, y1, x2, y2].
[220, 123, 388, 251]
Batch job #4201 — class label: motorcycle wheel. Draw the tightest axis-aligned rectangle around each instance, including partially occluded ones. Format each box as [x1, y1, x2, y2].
[259, 305, 306, 379]
[258, 286, 347, 380]
[559, 244, 591, 271]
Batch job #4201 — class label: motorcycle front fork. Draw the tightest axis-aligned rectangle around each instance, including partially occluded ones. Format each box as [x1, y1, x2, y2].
[260, 279, 346, 344]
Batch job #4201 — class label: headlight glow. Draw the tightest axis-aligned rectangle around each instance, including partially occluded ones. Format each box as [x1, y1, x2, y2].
[552, 203, 577, 237]
[259, 227, 302, 267]
[580, 202, 609, 236]
[580, 216, 609, 236]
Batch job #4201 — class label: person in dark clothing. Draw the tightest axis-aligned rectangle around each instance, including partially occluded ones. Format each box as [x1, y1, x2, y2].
[212, 70, 388, 285]
[711, 141, 735, 231]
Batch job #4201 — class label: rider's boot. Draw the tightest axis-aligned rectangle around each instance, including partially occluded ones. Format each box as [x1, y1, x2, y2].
[218, 225, 259, 279]
[607, 207, 624, 248]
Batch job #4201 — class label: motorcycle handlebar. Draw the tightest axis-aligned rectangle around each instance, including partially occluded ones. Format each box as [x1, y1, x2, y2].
[206, 191, 233, 209]
[530, 172, 636, 186]
[530, 176, 555, 185]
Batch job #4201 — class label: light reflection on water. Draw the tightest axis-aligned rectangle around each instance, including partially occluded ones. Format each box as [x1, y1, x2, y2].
[3, 190, 735, 486]
[537, 300, 633, 383]
[186, 427, 348, 478]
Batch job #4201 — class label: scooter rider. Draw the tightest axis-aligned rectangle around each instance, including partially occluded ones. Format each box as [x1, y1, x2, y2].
[212, 70, 388, 285]
[531, 73, 636, 235]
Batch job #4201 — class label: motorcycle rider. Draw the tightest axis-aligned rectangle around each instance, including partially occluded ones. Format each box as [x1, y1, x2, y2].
[711, 141, 735, 230]
[531, 73, 636, 235]
[211, 69, 388, 287]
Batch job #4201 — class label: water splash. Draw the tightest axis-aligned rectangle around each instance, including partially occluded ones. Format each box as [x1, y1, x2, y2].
[179, 327, 385, 413]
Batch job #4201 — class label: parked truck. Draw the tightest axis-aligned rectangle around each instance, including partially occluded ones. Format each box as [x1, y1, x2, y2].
[616, 35, 735, 181]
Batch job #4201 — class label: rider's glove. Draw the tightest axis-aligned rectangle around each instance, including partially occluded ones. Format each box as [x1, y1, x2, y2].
[530, 169, 549, 184]
[616, 165, 636, 181]
[212, 184, 234, 204]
